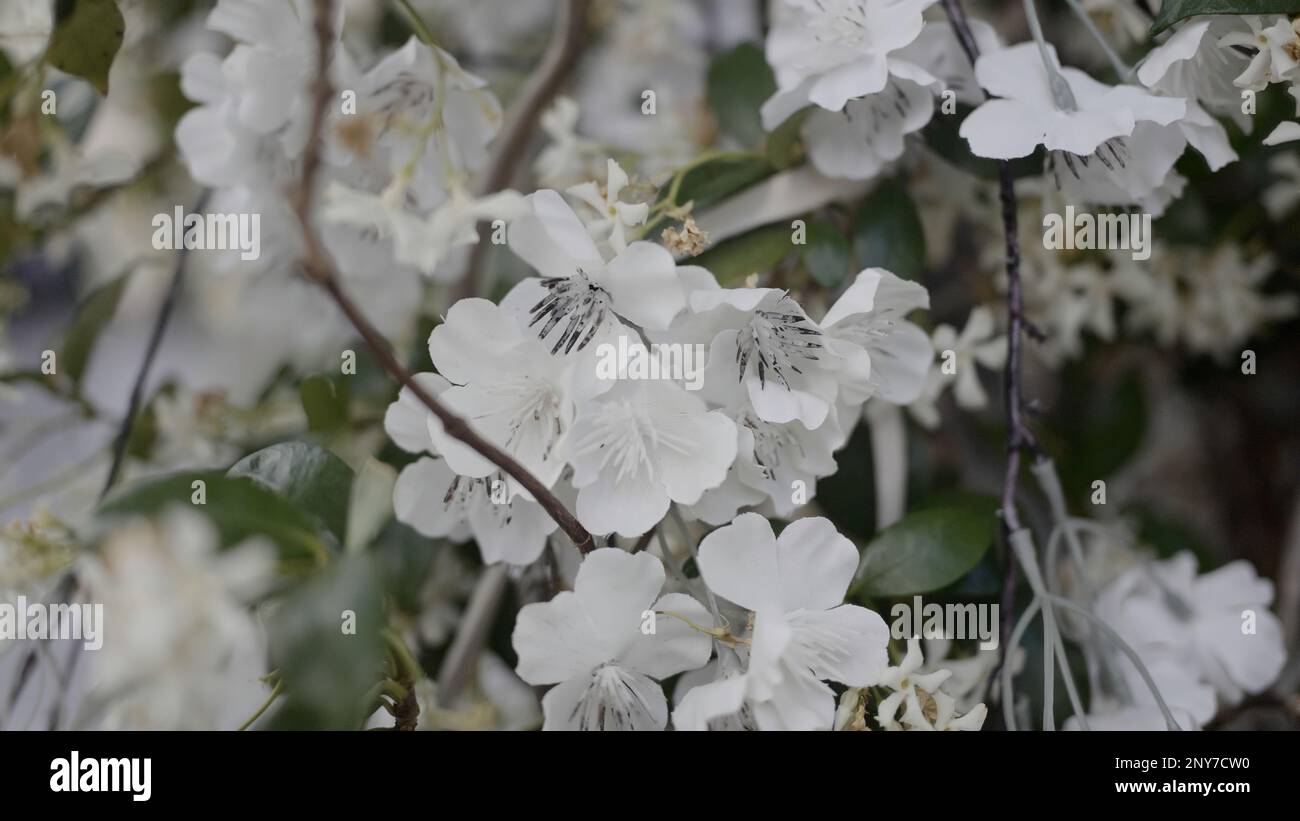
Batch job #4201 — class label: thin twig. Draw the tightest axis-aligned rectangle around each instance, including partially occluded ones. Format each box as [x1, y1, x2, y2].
[292, 0, 593, 554]
[99, 190, 211, 502]
[455, 0, 591, 301]
[942, 0, 1042, 703]
[435, 563, 509, 704]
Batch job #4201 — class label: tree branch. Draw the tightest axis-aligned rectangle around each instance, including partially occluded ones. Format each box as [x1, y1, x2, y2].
[99, 190, 210, 502]
[454, 0, 591, 301]
[942, 0, 1042, 690]
[293, 0, 594, 554]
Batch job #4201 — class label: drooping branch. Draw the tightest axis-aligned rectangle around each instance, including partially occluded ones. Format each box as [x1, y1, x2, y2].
[293, 0, 594, 554]
[455, 0, 591, 301]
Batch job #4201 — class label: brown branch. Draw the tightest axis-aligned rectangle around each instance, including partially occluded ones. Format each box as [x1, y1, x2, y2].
[454, 0, 592, 301]
[293, 0, 594, 554]
[942, 0, 1043, 708]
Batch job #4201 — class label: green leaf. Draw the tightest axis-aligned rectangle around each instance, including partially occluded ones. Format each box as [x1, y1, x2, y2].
[372, 520, 437, 615]
[1053, 368, 1147, 503]
[688, 222, 793, 285]
[62, 274, 128, 386]
[345, 457, 396, 553]
[852, 500, 997, 597]
[98, 471, 328, 563]
[801, 217, 852, 288]
[1149, 1, 1300, 36]
[766, 108, 810, 170]
[299, 373, 349, 433]
[852, 177, 926, 279]
[814, 421, 875, 541]
[44, 0, 125, 95]
[670, 154, 773, 211]
[706, 43, 776, 148]
[227, 442, 354, 543]
[266, 555, 385, 729]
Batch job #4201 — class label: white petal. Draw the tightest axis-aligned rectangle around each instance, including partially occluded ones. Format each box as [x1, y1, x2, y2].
[774, 516, 859, 612]
[512, 592, 611, 685]
[620, 592, 715, 680]
[382, 372, 449, 453]
[601, 242, 687, 331]
[696, 512, 784, 612]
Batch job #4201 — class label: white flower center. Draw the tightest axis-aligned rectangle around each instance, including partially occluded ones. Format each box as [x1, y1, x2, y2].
[842, 83, 914, 133]
[742, 411, 805, 479]
[737, 295, 824, 389]
[573, 398, 693, 482]
[1047, 138, 1130, 188]
[528, 270, 611, 354]
[484, 376, 564, 461]
[805, 0, 872, 51]
[566, 665, 658, 731]
[441, 473, 514, 525]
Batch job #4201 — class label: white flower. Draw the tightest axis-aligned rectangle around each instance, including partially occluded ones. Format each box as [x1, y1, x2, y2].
[1136, 18, 1253, 129]
[761, 0, 938, 180]
[820, 267, 933, 406]
[1097, 551, 1287, 720]
[384, 374, 557, 565]
[569, 379, 736, 537]
[80, 509, 274, 730]
[566, 159, 649, 255]
[360, 38, 502, 204]
[1263, 120, 1300, 145]
[962, 43, 1193, 211]
[1134, 20, 1241, 171]
[686, 401, 847, 525]
[535, 96, 604, 188]
[1219, 15, 1300, 91]
[1263, 151, 1300, 216]
[909, 305, 1005, 427]
[760, 0, 933, 125]
[422, 299, 576, 494]
[177, 0, 337, 189]
[873, 637, 987, 730]
[674, 514, 891, 731]
[512, 548, 713, 730]
[508, 190, 688, 344]
[393, 457, 557, 566]
[685, 287, 841, 429]
[322, 181, 527, 278]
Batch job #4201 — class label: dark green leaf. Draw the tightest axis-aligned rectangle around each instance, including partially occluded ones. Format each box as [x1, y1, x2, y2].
[687, 222, 792, 285]
[801, 216, 852, 288]
[852, 177, 925, 279]
[671, 155, 773, 211]
[706, 43, 776, 148]
[228, 442, 354, 542]
[266, 555, 385, 729]
[1052, 366, 1147, 503]
[373, 520, 437, 615]
[98, 471, 328, 563]
[44, 0, 125, 95]
[1149, 1, 1300, 36]
[62, 274, 128, 385]
[814, 421, 875, 541]
[299, 373, 349, 433]
[852, 499, 997, 597]
[766, 107, 810, 170]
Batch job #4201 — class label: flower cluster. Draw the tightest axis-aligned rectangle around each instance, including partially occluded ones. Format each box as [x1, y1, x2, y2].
[384, 154, 934, 561]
